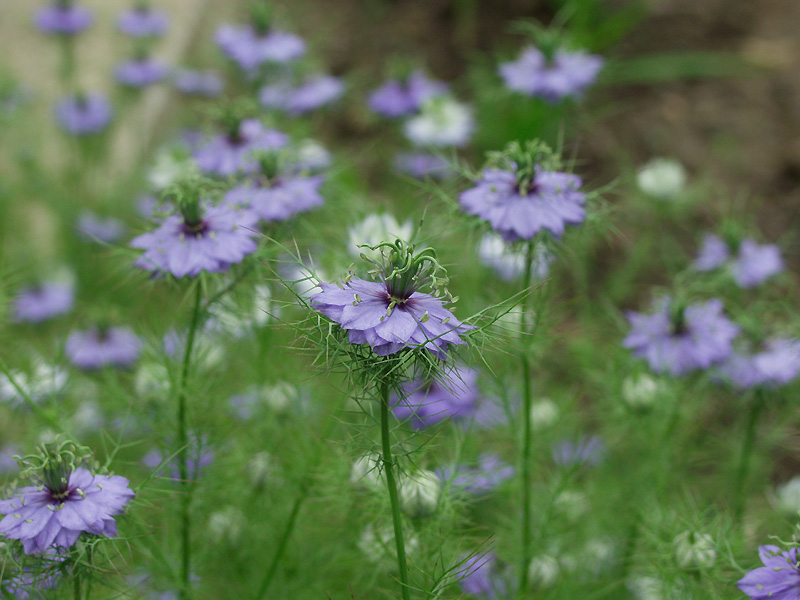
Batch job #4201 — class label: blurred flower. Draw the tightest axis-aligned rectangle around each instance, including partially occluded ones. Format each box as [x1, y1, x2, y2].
[456, 552, 508, 599]
[347, 213, 413, 260]
[12, 281, 74, 323]
[215, 24, 305, 71]
[440, 454, 514, 495]
[403, 97, 474, 147]
[552, 436, 605, 467]
[623, 297, 739, 376]
[65, 326, 142, 370]
[499, 46, 603, 102]
[224, 174, 324, 223]
[0, 564, 59, 598]
[627, 576, 665, 600]
[0, 362, 68, 407]
[193, 119, 287, 177]
[399, 470, 441, 517]
[0, 446, 18, 474]
[391, 366, 480, 429]
[621, 373, 663, 411]
[695, 234, 784, 288]
[260, 75, 344, 115]
[460, 167, 586, 242]
[173, 69, 224, 97]
[527, 554, 560, 588]
[35, 3, 93, 35]
[116, 7, 168, 37]
[248, 451, 274, 489]
[673, 531, 716, 570]
[350, 453, 384, 490]
[207, 285, 273, 338]
[207, 506, 244, 546]
[142, 443, 213, 481]
[368, 71, 448, 118]
[636, 158, 687, 199]
[357, 523, 419, 566]
[773, 476, 800, 516]
[54, 93, 112, 135]
[394, 152, 451, 179]
[288, 139, 331, 172]
[716, 338, 800, 389]
[478, 232, 554, 281]
[146, 147, 198, 192]
[737, 545, 800, 599]
[77, 211, 125, 243]
[228, 381, 297, 420]
[115, 58, 169, 88]
[530, 397, 559, 430]
[71, 400, 104, 434]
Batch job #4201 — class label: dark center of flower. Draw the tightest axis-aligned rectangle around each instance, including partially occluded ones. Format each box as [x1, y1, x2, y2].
[670, 304, 688, 336]
[227, 130, 247, 146]
[180, 219, 210, 237]
[251, 2, 273, 35]
[134, 0, 150, 13]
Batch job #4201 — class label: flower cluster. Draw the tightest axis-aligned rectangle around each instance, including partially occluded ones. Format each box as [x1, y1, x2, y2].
[193, 119, 288, 177]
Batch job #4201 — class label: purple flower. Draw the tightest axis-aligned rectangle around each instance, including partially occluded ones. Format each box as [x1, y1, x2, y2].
[456, 552, 508, 599]
[215, 24, 305, 71]
[131, 202, 259, 277]
[35, 3, 93, 35]
[460, 168, 586, 242]
[115, 58, 169, 88]
[552, 436, 605, 467]
[286, 75, 344, 114]
[0, 446, 18, 475]
[12, 282, 74, 323]
[623, 297, 739, 376]
[116, 7, 168, 37]
[54, 93, 112, 135]
[65, 326, 142, 370]
[223, 174, 324, 222]
[499, 46, 603, 102]
[173, 69, 224, 97]
[311, 277, 471, 359]
[0, 467, 134, 554]
[1, 565, 59, 598]
[368, 71, 447, 118]
[394, 152, 451, 179]
[694, 234, 784, 288]
[192, 119, 288, 176]
[737, 545, 800, 600]
[77, 211, 125, 243]
[142, 447, 213, 481]
[391, 366, 480, 429]
[717, 339, 800, 389]
[440, 454, 514, 495]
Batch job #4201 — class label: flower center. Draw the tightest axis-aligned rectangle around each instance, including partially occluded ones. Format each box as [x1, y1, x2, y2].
[181, 219, 210, 237]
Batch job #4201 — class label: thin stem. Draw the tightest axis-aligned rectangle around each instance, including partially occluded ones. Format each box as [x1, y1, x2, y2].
[734, 390, 765, 522]
[517, 240, 535, 597]
[72, 571, 81, 600]
[380, 381, 411, 600]
[177, 284, 203, 600]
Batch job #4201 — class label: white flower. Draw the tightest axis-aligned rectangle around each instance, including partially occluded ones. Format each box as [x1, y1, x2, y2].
[636, 158, 687, 199]
[292, 138, 331, 171]
[347, 214, 414, 260]
[147, 147, 199, 192]
[773, 476, 800, 515]
[207, 284, 274, 338]
[208, 506, 245, 545]
[399, 470, 441, 517]
[351, 453, 384, 489]
[530, 398, 559, 431]
[554, 490, 589, 521]
[248, 451, 275, 489]
[673, 531, 716, 570]
[403, 97, 474, 147]
[527, 555, 559, 588]
[621, 374, 663, 411]
[0, 361, 68, 407]
[134, 361, 171, 396]
[627, 576, 664, 600]
[72, 400, 103, 433]
[478, 232, 554, 281]
[357, 523, 419, 566]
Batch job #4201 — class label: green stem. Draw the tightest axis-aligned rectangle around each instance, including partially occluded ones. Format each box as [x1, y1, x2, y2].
[517, 240, 535, 597]
[72, 571, 81, 600]
[177, 284, 203, 600]
[380, 381, 411, 600]
[733, 391, 765, 522]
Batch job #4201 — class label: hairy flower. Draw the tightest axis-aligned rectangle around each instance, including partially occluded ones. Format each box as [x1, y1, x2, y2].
[12, 282, 74, 323]
[737, 545, 800, 600]
[499, 46, 603, 102]
[65, 326, 142, 370]
[116, 7, 168, 37]
[695, 234, 783, 288]
[193, 119, 288, 176]
[54, 93, 112, 135]
[35, 3, 93, 35]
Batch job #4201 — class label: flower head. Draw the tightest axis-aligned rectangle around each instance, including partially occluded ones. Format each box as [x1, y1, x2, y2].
[65, 326, 142, 370]
[193, 119, 288, 177]
[77, 211, 125, 243]
[12, 282, 74, 323]
[499, 46, 603, 102]
[260, 75, 344, 115]
[35, 3, 93, 35]
[173, 69, 224, 97]
[717, 338, 800, 389]
[215, 24, 305, 71]
[368, 70, 448, 118]
[737, 545, 800, 600]
[478, 232, 554, 281]
[440, 454, 514, 495]
[391, 365, 480, 429]
[115, 58, 169, 88]
[456, 552, 509, 599]
[623, 297, 739, 376]
[0, 441, 134, 554]
[310, 240, 472, 358]
[116, 7, 168, 37]
[394, 152, 451, 179]
[636, 158, 687, 199]
[694, 234, 783, 288]
[552, 435, 605, 468]
[403, 97, 474, 147]
[54, 93, 112, 135]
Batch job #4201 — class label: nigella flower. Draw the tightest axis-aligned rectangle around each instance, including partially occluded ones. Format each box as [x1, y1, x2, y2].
[192, 119, 288, 177]
[287, 139, 332, 173]
[391, 366, 480, 429]
[115, 58, 169, 88]
[131, 196, 259, 277]
[12, 281, 74, 323]
[623, 297, 740, 376]
[717, 339, 800, 389]
[460, 157, 586, 242]
[737, 545, 800, 599]
[65, 326, 142, 370]
[54, 93, 112, 135]
[0, 443, 134, 554]
[173, 69, 224, 97]
[368, 70, 448, 118]
[215, 23, 305, 71]
[499, 46, 603, 102]
[552, 436, 605, 468]
[1, 563, 60, 598]
[76, 211, 125, 243]
[347, 213, 413, 260]
[116, 6, 168, 37]
[403, 96, 474, 147]
[636, 158, 687, 199]
[694, 233, 784, 288]
[394, 152, 451, 180]
[311, 240, 473, 359]
[478, 232, 554, 281]
[0, 361, 68, 408]
[439, 454, 515, 495]
[35, 3, 93, 35]
[456, 552, 509, 600]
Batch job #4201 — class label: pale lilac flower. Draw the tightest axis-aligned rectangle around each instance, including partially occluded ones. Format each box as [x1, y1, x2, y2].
[623, 297, 740, 376]
[224, 174, 325, 222]
[552, 436, 605, 467]
[12, 282, 74, 323]
[173, 69, 224, 97]
[394, 152, 451, 179]
[192, 119, 288, 176]
[142, 439, 213, 480]
[285, 75, 344, 114]
[368, 71, 448, 118]
[65, 327, 142, 370]
[215, 24, 305, 71]
[1, 564, 59, 598]
[116, 7, 168, 37]
[392, 366, 480, 429]
[0, 446, 19, 474]
[499, 46, 603, 102]
[403, 97, 474, 147]
[737, 545, 800, 600]
[694, 234, 784, 288]
[460, 168, 586, 242]
[456, 552, 509, 599]
[54, 93, 112, 135]
[35, 3, 93, 35]
[694, 234, 730, 271]
[115, 58, 169, 88]
[77, 211, 125, 243]
[440, 454, 514, 495]
[0, 467, 134, 554]
[717, 339, 800, 389]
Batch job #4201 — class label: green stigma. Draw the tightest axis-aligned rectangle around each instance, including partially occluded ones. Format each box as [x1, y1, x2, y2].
[361, 239, 449, 302]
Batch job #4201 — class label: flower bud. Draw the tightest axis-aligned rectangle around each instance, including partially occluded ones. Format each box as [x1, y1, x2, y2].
[621, 374, 662, 411]
[636, 158, 687, 199]
[673, 530, 716, 570]
[530, 398, 559, 431]
[528, 555, 559, 588]
[350, 453, 383, 490]
[248, 451, 274, 489]
[399, 470, 441, 517]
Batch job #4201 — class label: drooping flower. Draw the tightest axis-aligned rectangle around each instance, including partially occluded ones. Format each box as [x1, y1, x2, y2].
[76, 211, 125, 243]
[65, 326, 142, 370]
[131, 198, 259, 277]
[716, 338, 800, 389]
[368, 71, 448, 118]
[478, 232, 554, 281]
[192, 119, 288, 177]
[54, 93, 112, 135]
[623, 297, 739, 376]
[636, 158, 687, 199]
[456, 552, 509, 599]
[311, 241, 472, 359]
[12, 282, 74, 323]
[115, 58, 169, 88]
[552, 435, 605, 468]
[499, 46, 603, 102]
[440, 454, 515, 495]
[35, 3, 94, 35]
[172, 69, 224, 97]
[215, 24, 305, 71]
[737, 545, 800, 600]
[116, 6, 168, 37]
[391, 365, 480, 429]
[0, 444, 134, 554]
[694, 234, 783, 288]
[403, 96, 474, 147]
